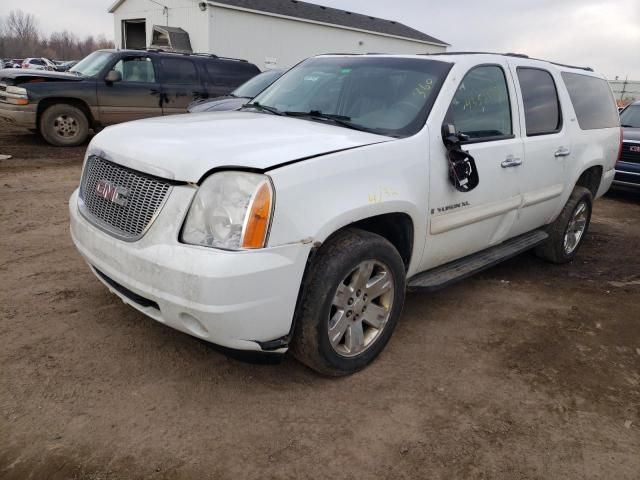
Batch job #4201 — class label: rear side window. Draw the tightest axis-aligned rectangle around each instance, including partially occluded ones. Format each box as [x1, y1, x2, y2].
[444, 65, 513, 141]
[161, 58, 198, 84]
[561, 72, 619, 130]
[517, 68, 562, 136]
[206, 61, 257, 88]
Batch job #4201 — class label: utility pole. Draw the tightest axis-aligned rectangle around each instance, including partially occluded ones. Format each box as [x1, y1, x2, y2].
[620, 76, 628, 103]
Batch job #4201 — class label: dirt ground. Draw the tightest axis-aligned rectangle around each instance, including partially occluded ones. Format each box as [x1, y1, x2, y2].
[1, 124, 639, 480]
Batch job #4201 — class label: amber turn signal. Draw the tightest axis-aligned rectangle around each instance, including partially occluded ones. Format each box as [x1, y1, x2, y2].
[242, 181, 273, 249]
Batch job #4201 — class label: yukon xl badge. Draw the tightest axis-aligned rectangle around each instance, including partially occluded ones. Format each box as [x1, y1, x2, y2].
[431, 201, 470, 215]
[96, 180, 129, 207]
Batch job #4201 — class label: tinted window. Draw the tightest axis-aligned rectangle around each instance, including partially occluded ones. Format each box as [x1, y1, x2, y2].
[161, 58, 198, 84]
[31, 59, 44, 65]
[562, 72, 619, 130]
[113, 57, 156, 83]
[517, 68, 561, 135]
[620, 105, 640, 128]
[444, 65, 512, 140]
[206, 61, 256, 88]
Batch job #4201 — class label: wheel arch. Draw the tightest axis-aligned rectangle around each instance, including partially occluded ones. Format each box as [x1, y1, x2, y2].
[328, 213, 415, 271]
[575, 165, 603, 197]
[37, 97, 96, 130]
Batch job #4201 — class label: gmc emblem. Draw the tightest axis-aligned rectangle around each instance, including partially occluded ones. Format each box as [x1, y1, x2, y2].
[96, 180, 129, 206]
[630, 145, 640, 153]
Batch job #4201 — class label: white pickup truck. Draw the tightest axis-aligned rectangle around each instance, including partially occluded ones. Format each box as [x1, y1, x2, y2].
[70, 53, 621, 376]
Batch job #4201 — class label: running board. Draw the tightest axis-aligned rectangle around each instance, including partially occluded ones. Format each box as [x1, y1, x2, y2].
[408, 230, 549, 292]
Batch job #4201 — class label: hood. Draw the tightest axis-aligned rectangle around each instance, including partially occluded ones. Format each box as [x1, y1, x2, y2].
[623, 127, 640, 142]
[0, 68, 84, 83]
[188, 96, 246, 113]
[89, 111, 393, 183]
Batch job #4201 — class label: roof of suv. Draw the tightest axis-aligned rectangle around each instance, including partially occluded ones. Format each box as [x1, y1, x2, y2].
[100, 49, 256, 65]
[315, 51, 600, 77]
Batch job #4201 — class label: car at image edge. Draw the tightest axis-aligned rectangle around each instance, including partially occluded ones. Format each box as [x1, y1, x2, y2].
[68, 52, 621, 376]
[616, 101, 640, 189]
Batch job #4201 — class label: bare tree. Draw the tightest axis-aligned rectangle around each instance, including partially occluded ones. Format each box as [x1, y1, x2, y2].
[4, 10, 39, 57]
[0, 9, 114, 60]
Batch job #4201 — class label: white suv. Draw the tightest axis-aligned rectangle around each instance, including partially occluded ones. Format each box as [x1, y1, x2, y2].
[70, 53, 621, 375]
[21, 57, 56, 70]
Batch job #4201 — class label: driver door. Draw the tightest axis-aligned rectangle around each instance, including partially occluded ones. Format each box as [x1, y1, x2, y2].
[96, 55, 164, 126]
[421, 62, 525, 270]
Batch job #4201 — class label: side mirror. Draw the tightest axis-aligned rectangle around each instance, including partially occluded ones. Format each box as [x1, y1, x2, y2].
[442, 123, 469, 147]
[441, 124, 479, 193]
[105, 70, 122, 83]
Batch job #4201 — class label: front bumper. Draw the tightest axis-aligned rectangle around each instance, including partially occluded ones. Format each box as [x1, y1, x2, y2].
[69, 187, 311, 352]
[613, 162, 640, 189]
[0, 103, 37, 128]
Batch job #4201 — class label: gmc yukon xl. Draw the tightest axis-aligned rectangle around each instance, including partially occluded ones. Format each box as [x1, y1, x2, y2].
[69, 53, 620, 375]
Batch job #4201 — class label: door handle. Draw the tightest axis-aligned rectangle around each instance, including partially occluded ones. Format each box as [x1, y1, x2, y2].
[501, 156, 522, 168]
[555, 147, 571, 158]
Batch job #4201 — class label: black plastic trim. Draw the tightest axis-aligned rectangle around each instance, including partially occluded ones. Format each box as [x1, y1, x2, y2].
[94, 267, 160, 310]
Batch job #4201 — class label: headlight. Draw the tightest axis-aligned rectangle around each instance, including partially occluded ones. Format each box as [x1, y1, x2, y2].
[4, 85, 29, 105]
[181, 172, 274, 250]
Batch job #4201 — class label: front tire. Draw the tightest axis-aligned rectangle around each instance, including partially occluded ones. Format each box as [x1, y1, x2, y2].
[40, 103, 89, 147]
[536, 186, 593, 264]
[291, 228, 406, 376]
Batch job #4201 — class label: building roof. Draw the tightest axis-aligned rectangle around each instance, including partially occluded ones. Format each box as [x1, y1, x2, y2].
[109, 0, 448, 47]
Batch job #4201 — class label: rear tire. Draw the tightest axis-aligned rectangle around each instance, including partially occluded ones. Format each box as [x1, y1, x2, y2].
[40, 103, 89, 147]
[535, 186, 593, 264]
[291, 228, 406, 376]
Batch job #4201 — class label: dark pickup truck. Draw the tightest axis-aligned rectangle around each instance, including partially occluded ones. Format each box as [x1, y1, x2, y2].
[0, 49, 260, 146]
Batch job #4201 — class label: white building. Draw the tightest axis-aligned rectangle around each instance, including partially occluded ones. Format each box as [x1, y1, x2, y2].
[108, 0, 448, 70]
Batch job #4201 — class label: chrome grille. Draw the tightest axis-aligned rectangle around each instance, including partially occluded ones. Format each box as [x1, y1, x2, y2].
[79, 156, 171, 240]
[620, 142, 640, 164]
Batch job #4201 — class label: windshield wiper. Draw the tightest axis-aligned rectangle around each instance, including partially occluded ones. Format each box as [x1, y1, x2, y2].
[283, 110, 371, 133]
[621, 124, 637, 128]
[285, 110, 351, 121]
[242, 101, 284, 116]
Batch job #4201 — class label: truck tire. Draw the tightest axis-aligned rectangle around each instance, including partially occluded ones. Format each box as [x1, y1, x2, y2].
[40, 103, 89, 147]
[535, 186, 593, 264]
[291, 228, 406, 376]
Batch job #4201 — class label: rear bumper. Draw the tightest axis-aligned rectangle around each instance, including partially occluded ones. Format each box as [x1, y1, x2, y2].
[613, 162, 640, 189]
[69, 187, 311, 352]
[0, 103, 37, 128]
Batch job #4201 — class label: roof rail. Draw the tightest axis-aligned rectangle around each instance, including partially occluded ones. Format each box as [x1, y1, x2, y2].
[191, 53, 220, 59]
[142, 49, 249, 62]
[547, 61, 593, 72]
[421, 51, 593, 72]
[183, 52, 249, 62]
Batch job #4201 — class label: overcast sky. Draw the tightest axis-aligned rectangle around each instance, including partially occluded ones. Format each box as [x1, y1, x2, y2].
[2, 0, 639, 78]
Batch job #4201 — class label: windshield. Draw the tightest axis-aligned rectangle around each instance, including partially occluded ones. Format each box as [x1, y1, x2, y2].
[233, 70, 284, 99]
[251, 56, 452, 137]
[70, 51, 114, 77]
[620, 105, 640, 128]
